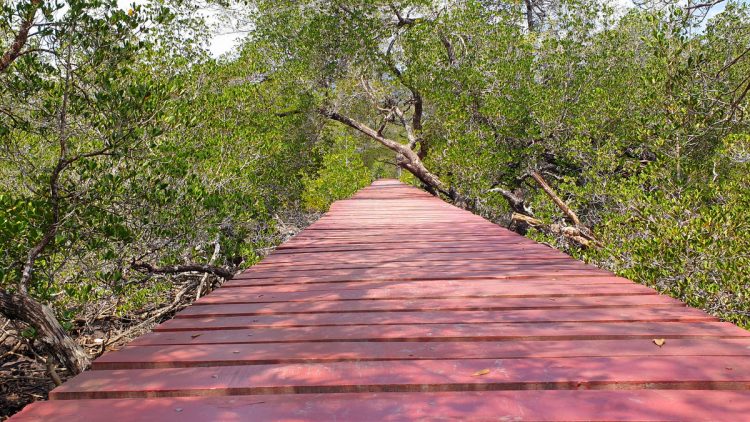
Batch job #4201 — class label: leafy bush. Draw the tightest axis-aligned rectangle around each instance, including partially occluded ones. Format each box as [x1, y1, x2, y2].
[302, 131, 373, 211]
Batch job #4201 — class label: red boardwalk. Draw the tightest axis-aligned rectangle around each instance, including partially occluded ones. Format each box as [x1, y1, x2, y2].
[12, 180, 750, 421]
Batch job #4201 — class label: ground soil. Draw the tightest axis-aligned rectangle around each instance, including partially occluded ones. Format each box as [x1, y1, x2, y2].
[0, 342, 70, 420]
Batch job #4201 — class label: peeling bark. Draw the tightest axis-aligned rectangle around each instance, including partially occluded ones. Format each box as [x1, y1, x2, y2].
[0, 0, 42, 73]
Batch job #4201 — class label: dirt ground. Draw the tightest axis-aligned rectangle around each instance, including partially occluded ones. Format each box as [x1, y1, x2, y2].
[0, 344, 70, 420]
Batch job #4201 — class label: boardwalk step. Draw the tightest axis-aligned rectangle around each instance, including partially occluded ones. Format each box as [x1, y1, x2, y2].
[14, 391, 750, 421]
[93, 338, 750, 369]
[50, 356, 750, 400]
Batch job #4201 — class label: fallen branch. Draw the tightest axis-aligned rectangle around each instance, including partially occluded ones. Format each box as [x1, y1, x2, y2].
[46, 355, 63, 386]
[197, 237, 222, 300]
[131, 261, 234, 279]
[0, 289, 90, 373]
[530, 172, 581, 226]
[488, 186, 532, 215]
[511, 212, 599, 248]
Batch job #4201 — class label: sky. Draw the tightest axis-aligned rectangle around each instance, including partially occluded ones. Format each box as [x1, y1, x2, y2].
[115, 0, 741, 58]
[116, 0, 243, 56]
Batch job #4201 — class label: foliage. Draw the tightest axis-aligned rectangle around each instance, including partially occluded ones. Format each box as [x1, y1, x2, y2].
[0, 0, 327, 373]
[235, 0, 750, 327]
[302, 129, 374, 211]
[2, 0, 750, 393]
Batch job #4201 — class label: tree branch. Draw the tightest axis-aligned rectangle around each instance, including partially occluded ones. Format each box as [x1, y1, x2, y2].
[0, 289, 90, 374]
[393, 106, 420, 149]
[320, 108, 450, 197]
[381, 31, 423, 151]
[0, 0, 42, 73]
[685, 0, 725, 10]
[390, 3, 416, 27]
[511, 213, 596, 248]
[530, 171, 581, 226]
[488, 186, 532, 215]
[438, 30, 457, 67]
[131, 261, 235, 280]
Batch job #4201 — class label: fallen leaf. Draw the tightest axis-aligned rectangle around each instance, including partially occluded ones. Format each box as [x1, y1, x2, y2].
[472, 369, 491, 376]
[174, 408, 183, 413]
[191, 333, 202, 339]
[653, 338, 665, 347]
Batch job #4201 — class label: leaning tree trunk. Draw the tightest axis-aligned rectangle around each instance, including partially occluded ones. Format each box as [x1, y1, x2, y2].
[0, 289, 90, 374]
[323, 110, 459, 199]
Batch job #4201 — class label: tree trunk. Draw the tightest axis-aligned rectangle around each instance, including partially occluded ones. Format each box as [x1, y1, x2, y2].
[0, 289, 90, 374]
[524, 0, 536, 32]
[323, 110, 454, 199]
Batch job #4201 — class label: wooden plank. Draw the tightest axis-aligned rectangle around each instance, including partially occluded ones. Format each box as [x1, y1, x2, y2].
[278, 238, 542, 249]
[92, 338, 750, 369]
[224, 272, 618, 287]
[14, 391, 750, 421]
[195, 283, 656, 304]
[157, 307, 714, 331]
[50, 356, 750, 399]
[218, 276, 636, 293]
[242, 259, 596, 274]
[176, 295, 684, 316]
[128, 321, 749, 346]
[256, 252, 577, 266]
[229, 268, 615, 284]
[267, 245, 566, 256]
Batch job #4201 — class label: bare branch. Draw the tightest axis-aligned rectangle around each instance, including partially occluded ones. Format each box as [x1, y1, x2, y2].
[381, 30, 423, 142]
[393, 106, 420, 149]
[685, 0, 725, 10]
[511, 213, 596, 248]
[438, 30, 457, 67]
[716, 47, 750, 77]
[320, 108, 450, 196]
[0, 289, 90, 374]
[488, 186, 532, 215]
[530, 171, 581, 226]
[322, 109, 415, 156]
[390, 3, 416, 27]
[131, 261, 235, 280]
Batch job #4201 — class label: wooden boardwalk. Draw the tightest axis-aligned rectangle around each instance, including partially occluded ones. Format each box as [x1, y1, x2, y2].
[12, 179, 750, 421]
